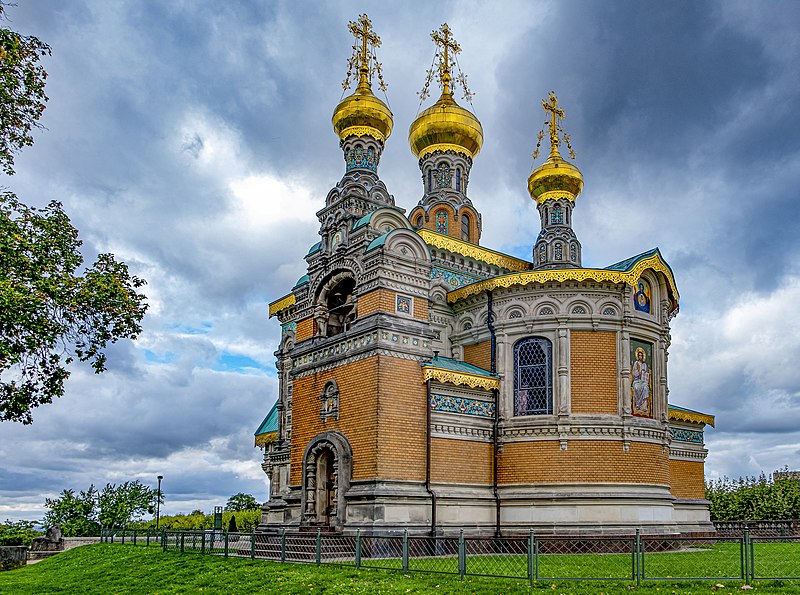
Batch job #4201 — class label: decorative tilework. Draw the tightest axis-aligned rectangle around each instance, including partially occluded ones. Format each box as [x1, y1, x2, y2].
[281, 321, 297, 335]
[345, 147, 377, 171]
[570, 243, 577, 262]
[554, 242, 563, 260]
[435, 163, 452, 188]
[436, 211, 448, 233]
[430, 394, 495, 418]
[431, 267, 480, 289]
[396, 295, 413, 314]
[551, 207, 563, 225]
[670, 427, 703, 444]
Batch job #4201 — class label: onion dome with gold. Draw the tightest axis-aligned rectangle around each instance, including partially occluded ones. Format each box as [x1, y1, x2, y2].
[528, 92, 583, 204]
[408, 24, 482, 161]
[331, 15, 393, 143]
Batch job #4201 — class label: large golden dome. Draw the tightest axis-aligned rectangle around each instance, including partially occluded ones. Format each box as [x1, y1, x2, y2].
[332, 78, 393, 143]
[527, 152, 584, 203]
[408, 90, 483, 160]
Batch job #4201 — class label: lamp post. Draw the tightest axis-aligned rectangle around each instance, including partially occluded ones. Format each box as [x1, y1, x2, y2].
[156, 475, 163, 530]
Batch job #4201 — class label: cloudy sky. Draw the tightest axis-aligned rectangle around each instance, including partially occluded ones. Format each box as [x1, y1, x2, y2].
[2, 0, 799, 522]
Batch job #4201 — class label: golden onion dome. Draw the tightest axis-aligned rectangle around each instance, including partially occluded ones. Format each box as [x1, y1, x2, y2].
[332, 77, 393, 143]
[408, 89, 483, 160]
[527, 152, 584, 204]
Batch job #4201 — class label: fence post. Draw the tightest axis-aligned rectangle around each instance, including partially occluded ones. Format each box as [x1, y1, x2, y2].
[280, 527, 286, 563]
[180, 532, 184, 553]
[355, 529, 361, 569]
[134, 529, 138, 546]
[744, 527, 751, 585]
[147, 531, 150, 547]
[635, 528, 642, 586]
[162, 530, 166, 551]
[121, 530, 125, 545]
[315, 528, 321, 565]
[458, 529, 466, 579]
[402, 529, 409, 572]
[201, 530, 206, 555]
[527, 529, 534, 585]
[224, 530, 229, 558]
[251, 527, 256, 560]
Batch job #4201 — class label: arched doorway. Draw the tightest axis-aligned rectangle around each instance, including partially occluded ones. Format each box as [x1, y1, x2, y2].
[301, 431, 352, 528]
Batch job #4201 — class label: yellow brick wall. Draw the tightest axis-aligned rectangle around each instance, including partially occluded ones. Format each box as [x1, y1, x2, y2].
[570, 331, 618, 414]
[431, 438, 492, 484]
[376, 357, 427, 481]
[413, 297, 429, 321]
[670, 459, 706, 499]
[498, 440, 669, 485]
[289, 357, 379, 485]
[295, 317, 315, 342]
[358, 288, 396, 317]
[464, 341, 492, 371]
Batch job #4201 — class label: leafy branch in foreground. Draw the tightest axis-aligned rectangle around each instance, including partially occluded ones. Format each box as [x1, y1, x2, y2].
[0, 192, 148, 423]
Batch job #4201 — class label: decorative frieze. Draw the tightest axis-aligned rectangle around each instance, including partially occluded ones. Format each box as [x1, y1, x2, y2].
[430, 394, 494, 418]
[669, 427, 703, 444]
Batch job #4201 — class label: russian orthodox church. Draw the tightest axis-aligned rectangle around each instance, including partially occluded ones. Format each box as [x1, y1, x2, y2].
[254, 15, 715, 536]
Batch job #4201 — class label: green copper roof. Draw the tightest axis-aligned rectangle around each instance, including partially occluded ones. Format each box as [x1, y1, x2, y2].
[605, 247, 673, 277]
[421, 356, 498, 378]
[254, 401, 279, 436]
[306, 241, 322, 257]
[353, 207, 407, 231]
[293, 274, 309, 289]
[365, 231, 391, 253]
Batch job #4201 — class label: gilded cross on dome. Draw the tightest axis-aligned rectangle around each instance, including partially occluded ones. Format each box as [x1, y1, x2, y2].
[417, 23, 474, 103]
[533, 91, 576, 160]
[342, 14, 386, 92]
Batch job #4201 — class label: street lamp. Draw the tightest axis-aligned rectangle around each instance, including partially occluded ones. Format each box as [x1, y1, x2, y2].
[156, 475, 163, 530]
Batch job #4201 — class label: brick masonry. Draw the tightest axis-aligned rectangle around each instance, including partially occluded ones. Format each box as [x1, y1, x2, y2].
[570, 330, 618, 414]
[669, 459, 705, 499]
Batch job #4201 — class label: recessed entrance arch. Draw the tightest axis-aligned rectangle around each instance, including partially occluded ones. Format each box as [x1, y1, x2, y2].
[300, 431, 352, 528]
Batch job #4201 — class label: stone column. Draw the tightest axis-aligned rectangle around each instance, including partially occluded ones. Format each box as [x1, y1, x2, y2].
[557, 320, 570, 416]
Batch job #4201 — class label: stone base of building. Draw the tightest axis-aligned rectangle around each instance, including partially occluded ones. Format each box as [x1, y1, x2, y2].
[258, 479, 712, 536]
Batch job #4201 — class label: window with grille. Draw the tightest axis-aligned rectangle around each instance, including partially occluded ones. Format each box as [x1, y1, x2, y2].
[514, 337, 553, 415]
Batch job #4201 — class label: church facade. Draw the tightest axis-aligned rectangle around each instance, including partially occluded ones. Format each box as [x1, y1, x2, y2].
[254, 16, 714, 536]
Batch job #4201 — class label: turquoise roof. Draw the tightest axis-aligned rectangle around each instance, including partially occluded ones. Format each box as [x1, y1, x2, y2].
[352, 212, 374, 230]
[421, 356, 498, 378]
[668, 404, 709, 415]
[293, 274, 309, 289]
[365, 231, 391, 253]
[254, 401, 279, 436]
[604, 247, 674, 279]
[306, 241, 322, 257]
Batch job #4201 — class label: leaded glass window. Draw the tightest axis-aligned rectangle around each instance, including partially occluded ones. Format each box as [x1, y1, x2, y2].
[554, 242, 563, 260]
[436, 211, 448, 233]
[461, 213, 470, 241]
[456, 168, 461, 191]
[551, 206, 563, 225]
[513, 337, 553, 416]
[570, 243, 577, 262]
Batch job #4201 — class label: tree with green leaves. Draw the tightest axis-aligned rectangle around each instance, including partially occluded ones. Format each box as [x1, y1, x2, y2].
[43, 486, 100, 537]
[224, 492, 258, 512]
[0, 4, 148, 424]
[0, 2, 50, 175]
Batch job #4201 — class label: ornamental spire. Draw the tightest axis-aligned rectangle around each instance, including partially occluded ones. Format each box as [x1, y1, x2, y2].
[342, 14, 387, 93]
[533, 91, 576, 161]
[417, 23, 474, 103]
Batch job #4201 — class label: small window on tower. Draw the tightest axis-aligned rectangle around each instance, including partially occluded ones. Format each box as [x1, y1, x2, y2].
[456, 168, 461, 191]
[436, 211, 448, 234]
[414, 214, 423, 229]
[461, 213, 470, 241]
[554, 242, 563, 260]
[427, 169, 432, 191]
[551, 207, 563, 225]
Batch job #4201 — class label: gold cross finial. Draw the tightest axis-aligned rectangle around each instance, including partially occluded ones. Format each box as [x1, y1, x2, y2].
[342, 14, 386, 93]
[417, 23, 474, 103]
[431, 23, 461, 96]
[533, 91, 576, 160]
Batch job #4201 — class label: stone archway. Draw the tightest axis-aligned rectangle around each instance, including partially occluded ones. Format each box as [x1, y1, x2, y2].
[300, 431, 352, 528]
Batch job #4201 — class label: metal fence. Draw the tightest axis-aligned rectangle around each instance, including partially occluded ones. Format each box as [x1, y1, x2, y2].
[101, 527, 800, 585]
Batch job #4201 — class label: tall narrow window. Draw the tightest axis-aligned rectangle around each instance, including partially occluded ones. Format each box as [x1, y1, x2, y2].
[461, 213, 470, 241]
[414, 214, 423, 228]
[436, 211, 448, 234]
[455, 168, 461, 191]
[513, 337, 553, 415]
[427, 169, 432, 191]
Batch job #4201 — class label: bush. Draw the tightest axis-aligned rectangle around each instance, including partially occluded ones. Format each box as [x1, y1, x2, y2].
[0, 520, 43, 546]
[128, 509, 261, 533]
[706, 470, 800, 521]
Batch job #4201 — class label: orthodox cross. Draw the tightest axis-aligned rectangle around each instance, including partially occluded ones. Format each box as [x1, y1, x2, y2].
[533, 91, 576, 160]
[431, 23, 461, 94]
[343, 14, 386, 92]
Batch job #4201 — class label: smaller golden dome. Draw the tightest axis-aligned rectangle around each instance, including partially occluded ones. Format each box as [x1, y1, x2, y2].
[332, 77, 393, 143]
[408, 90, 483, 160]
[527, 153, 584, 203]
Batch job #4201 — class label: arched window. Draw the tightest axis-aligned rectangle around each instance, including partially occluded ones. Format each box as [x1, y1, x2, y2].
[513, 337, 553, 416]
[461, 213, 470, 241]
[455, 167, 461, 191]
[414, 214, 423, 228]
[554, 242, 563, 260]
[427, 169, 432, 191]
[436, 211, 448, 234]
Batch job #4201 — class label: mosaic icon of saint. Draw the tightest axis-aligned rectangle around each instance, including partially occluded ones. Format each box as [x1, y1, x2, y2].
[634, 279, 651, 313]
[631, 347, 650, 415]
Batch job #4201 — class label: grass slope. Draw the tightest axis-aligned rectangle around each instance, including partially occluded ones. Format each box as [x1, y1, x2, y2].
[1, 544, 799, 595]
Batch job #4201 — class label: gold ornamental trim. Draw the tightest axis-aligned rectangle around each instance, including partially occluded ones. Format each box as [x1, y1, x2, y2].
[269, 293, 296, 318]
[418, 142, 475, 161]
[254, 431, 278, 446]
[338, 125, 386, 143]
[535, 190, 577, 204]
[422, 366, 501, 391]
[447, 255, 679, 310]
[417, 229, 530, 272]
[669, 407, 715, 428]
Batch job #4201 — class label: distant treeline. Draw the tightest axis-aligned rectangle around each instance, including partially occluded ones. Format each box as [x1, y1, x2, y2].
[128, 509, 261, 532]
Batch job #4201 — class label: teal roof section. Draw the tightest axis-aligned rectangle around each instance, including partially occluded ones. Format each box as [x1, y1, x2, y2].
[421, 356, 498, 378]
[668, 404, 709, 416]
[365, 231, 391, 253]
[254, 401, 279, 436]
[604, 247, 674, 279]
[292, 274, 309, 289]
[306, 241, 322, 257]
[352, 207, 408, 231]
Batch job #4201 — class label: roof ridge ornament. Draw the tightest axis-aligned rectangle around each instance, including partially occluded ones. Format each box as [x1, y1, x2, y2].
[533, 91, 576, 161]
[342, 14, 387, 94]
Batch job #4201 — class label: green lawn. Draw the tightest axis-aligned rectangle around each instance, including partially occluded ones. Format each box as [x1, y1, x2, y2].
[2, 544, 800, 594]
